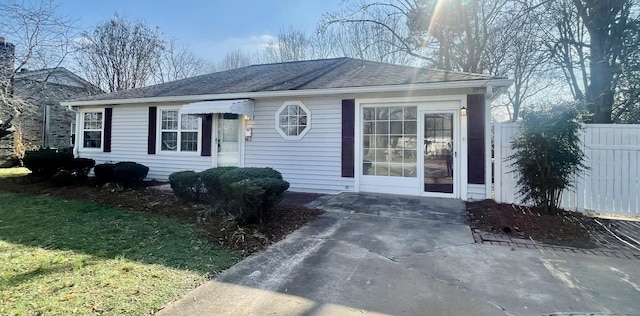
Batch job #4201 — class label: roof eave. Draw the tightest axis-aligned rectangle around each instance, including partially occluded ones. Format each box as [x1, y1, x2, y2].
[61, 78, 514, 107]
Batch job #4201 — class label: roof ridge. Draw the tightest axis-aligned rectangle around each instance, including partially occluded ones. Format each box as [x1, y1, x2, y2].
[247, 57, 350, 68]
[345, 58, 493, 78]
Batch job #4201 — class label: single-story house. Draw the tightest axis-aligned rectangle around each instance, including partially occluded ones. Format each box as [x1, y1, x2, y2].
[62, 58, 512, 200]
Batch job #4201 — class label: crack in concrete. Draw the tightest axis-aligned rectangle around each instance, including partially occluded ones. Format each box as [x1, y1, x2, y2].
[389, 242, 475, 261]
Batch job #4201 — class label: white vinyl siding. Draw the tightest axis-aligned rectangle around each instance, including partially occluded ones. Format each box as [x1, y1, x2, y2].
[245, 97, 354, 194]
[77, 105, 212, 180]
[467, 184, 487, 201]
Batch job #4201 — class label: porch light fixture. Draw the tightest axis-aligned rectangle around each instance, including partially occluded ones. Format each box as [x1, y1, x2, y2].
[460, 106, 467, 116]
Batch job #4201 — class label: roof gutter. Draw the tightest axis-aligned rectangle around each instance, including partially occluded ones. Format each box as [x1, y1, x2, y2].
[61, 78, 514, 107]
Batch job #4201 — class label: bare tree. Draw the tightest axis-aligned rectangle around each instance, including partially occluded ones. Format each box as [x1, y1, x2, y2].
[154, 40, 215, 83]
[318, 5, 418, 65]
[259, 27, 310, 63]
[542, 0, 639, 123]
[0, 0, 74, 135]
[497, 1, 556, 121]
[0, 0, 74, 73]
[612, 19, 640, 123]
[217, 49, 253, 71]
[75, 14, 165, 92]
[321, 0, 513, 73]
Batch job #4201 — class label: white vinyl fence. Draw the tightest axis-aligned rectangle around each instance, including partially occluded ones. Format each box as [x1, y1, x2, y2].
[494, 123, 640, 218]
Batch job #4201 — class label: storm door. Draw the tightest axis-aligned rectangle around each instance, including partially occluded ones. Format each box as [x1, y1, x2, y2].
[423, 112, 455, 194]
[216, 113, 240, 166]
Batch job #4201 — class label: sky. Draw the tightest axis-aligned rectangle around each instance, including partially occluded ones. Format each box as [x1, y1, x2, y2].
[52, 0, 344, 62]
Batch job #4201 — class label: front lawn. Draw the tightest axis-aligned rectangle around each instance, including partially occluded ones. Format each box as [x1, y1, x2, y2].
[0, 192, 238, 315]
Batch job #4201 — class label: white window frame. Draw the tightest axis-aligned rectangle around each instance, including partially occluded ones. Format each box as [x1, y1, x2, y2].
[70, 122, 76, 147]
[79, 109, 104, 151]
[275, 100, 311, 140]
[157, 108, 202, 155]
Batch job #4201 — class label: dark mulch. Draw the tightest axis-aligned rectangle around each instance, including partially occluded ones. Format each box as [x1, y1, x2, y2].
[467, 199, 600, 248]
[0, 176, 325, 256]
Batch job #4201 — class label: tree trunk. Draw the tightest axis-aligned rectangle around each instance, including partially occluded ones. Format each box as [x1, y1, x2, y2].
[586, 28, 614, 123]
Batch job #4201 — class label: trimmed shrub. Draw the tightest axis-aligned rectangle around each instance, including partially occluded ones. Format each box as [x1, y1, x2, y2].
[112, 162, 149, 186]
[94, 163, 117, 184]
[68, 158, 96, 178]
[219, 167, 283, 196]
[169, 170, 204, 202]
[23, 147, 74, 180]
[50, 170, 75, 187]
[200, 166, 238, 199]
[509, 105, 587, 212]
[229, 177, 289, 224]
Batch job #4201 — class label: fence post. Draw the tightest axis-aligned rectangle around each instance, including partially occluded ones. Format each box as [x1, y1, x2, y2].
[494, 123, 502, 203]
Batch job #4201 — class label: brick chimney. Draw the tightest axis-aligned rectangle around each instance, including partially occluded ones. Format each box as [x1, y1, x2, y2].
[0, 37, 16, 93]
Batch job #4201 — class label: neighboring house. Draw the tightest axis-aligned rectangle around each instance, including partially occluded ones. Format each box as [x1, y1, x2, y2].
[62, 58, 512, 200]
[0, 38, 102, 165]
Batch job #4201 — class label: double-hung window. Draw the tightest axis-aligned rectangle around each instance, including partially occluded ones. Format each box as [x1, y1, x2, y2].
[82, 111, 103, 149]
[160, 110, 199, 152]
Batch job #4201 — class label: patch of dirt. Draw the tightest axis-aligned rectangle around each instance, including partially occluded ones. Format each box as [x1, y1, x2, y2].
[467, 199, 600, 248]
[0, 176, 324, 256]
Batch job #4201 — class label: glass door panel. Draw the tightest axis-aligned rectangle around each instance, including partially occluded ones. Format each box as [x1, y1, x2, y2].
[217, 113, 240, 166]
[424, 113, 454, 193]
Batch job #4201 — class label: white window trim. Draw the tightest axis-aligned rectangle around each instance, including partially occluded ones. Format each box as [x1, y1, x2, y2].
[156, 107, 202, 155]
[79, 109, 104, 151]
[275, 100, 311, 140]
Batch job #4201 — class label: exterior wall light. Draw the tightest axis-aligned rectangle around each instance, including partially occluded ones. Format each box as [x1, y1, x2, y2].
[460, 106, 467, 116]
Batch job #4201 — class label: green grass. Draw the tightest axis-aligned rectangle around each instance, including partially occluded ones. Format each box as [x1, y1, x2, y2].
[0, 167, 30, 179]
[0, 192, 239, 315]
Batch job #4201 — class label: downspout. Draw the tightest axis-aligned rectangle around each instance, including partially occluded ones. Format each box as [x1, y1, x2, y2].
[66, 105, 80, 157]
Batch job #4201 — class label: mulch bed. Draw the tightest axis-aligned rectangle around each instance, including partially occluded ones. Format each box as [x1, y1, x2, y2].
[467, 199, 600, 248]
[0, 176, 325, 256]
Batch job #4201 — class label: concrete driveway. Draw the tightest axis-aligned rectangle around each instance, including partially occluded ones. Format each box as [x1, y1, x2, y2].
[157, 193, 640, 316]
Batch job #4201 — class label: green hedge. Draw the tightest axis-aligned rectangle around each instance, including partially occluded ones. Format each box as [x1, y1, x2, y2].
[200, 166, 238, 200]
[219, 167, 283, 197]
[23, 148, 73, 180]
[169, 171, 204, 202]
[169, 167, 289, 224]
[94, 163, 117, 184]
[95, 162, 149, 186]
[68, 158, 96, 178]
[112, 162, 149, 186]
[229, 177, 289, 224]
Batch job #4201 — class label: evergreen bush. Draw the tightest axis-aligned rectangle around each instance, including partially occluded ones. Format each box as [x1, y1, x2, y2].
[508, 106, 587, 212]
[169, 170, 204, 202]
[22, 147, 73, 180]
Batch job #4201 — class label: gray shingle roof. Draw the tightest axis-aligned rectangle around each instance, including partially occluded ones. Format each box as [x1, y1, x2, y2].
[72, 57, 498, 102]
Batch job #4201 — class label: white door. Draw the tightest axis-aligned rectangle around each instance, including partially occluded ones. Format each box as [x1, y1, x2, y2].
[216, 113, 240, 166]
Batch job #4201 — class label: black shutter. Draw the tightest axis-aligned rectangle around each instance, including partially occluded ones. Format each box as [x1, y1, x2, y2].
[341, 99, 355, 178]
[467, 94, 486, 184]
[201, 114, 213, 157]
[103, 108, 112, 153]
[148, 107, 157, 154]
